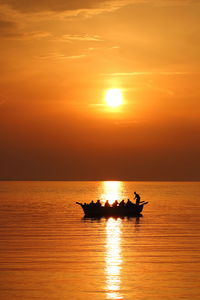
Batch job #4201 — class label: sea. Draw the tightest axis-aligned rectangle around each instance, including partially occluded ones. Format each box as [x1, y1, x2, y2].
[0, 181, 200, 300]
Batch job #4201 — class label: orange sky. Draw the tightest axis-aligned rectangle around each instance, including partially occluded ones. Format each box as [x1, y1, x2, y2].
[0, 0, 200, 180]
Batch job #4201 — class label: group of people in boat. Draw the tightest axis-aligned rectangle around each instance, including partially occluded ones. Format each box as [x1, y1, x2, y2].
[84, 192, 141, 208]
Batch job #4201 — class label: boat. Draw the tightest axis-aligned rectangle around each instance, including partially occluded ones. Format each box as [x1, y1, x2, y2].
[76, 201, 148, 217]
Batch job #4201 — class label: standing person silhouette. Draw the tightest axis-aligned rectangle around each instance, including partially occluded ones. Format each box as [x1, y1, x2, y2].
[134, 192, 141, 205]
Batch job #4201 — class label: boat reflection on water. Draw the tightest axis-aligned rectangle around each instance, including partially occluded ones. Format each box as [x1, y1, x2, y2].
[105, 218, 123, 300]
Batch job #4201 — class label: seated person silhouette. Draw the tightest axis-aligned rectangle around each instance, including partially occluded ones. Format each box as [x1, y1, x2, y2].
[104, 200, 110, 207]
[126, 199, 134, 207]
[112, 200, 118, 207]
[96, 200, 101, 207]
[119, 199, 125, 207]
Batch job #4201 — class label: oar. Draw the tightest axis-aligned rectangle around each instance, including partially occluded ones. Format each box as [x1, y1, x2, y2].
[76, 202, 83, 206]
[140, 201, 148, 205]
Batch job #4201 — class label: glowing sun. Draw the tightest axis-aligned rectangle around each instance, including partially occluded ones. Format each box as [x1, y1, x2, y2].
[105, 89, 123, 108]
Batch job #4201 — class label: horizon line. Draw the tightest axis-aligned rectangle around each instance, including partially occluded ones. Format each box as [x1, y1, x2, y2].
[0, 179, 200, 182]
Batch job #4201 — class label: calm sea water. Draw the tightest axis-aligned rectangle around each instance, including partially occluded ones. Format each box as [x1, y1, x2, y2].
[0, 181, 200, 300]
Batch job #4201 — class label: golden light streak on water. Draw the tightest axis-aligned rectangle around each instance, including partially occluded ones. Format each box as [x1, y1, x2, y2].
[105, 218, 123, 299]
[101, 181, 123, 205]
[1, 182, 200, 300]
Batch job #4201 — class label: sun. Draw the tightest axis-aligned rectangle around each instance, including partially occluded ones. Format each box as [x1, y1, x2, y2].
[105, 89, 123, 108]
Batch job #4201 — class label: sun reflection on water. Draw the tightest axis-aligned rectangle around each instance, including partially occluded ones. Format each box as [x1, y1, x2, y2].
[101, 181, 123, 299]
[102, 181, 123, 205]
[105, 218, 123, 299]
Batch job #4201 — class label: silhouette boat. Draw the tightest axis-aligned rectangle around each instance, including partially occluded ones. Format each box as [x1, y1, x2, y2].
[76, 201, 148, 217]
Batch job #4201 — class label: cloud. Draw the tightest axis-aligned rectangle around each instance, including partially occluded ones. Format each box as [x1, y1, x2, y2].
[19, 31, 51, 39]
[0, 14, 51, 39]
[151, 0, 200, 7]
[0, 0, 127, 13]
[0, 19, 14, 29]
[60, 54, 86, 59]
[0, 20, 51, 39]
[103, 71, 195, 76]
[0, 0, 198, 13]
[0, 0, 198, 22]
[60, 34, 103, 42]
[0, 18, 17, 36]
[37, 52, 86, 60]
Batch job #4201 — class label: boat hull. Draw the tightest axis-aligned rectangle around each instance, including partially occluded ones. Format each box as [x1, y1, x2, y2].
[79, 204, 144, 217]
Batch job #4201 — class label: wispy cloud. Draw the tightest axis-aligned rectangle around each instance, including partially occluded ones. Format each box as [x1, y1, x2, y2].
[63, 54, 86, 59]
[0, 0, 198, 14]
[5, 30, 51, 39]
[150, 0, 200, 7]
[60, 34, 103, 42]
[0, 0, 198, 24]
[103, 71, 196, 76]
[0, 15, 52, 39]
[37, 52, 86, 60]
[87, 45, 120, 52]
[0, 0, 132, 14]
[0, 18, 17, 36]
